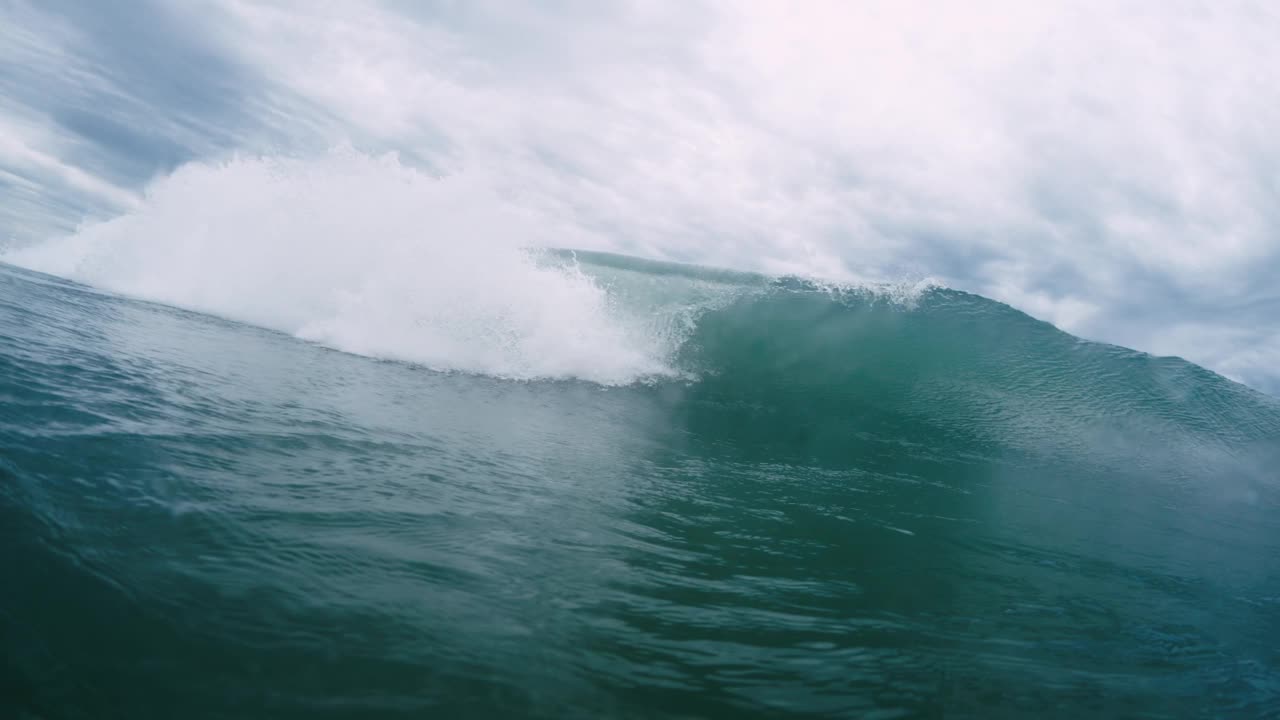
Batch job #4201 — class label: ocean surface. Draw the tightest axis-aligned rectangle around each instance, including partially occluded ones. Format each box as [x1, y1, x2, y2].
[2, 249, 1279, 719]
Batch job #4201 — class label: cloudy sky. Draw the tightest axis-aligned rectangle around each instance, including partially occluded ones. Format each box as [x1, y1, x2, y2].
[2, 0, 1278, 394]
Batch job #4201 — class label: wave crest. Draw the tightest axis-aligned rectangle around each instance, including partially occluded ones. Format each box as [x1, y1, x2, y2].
[4, 150, 685, 384]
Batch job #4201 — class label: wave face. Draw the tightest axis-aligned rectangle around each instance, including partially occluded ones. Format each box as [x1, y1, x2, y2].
[4, 240, 1280, 714]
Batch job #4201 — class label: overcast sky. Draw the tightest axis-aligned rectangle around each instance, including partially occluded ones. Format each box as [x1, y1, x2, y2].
[2, 0, 1278, 395]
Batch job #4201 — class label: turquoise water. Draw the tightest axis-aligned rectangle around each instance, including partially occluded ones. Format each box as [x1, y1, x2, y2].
[2, 252, 1278, 719]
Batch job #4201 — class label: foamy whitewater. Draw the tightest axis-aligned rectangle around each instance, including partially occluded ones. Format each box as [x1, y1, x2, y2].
[6, 150, 700, 384]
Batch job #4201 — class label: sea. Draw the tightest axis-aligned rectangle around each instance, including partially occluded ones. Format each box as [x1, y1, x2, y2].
[2, 241, 1279, 718]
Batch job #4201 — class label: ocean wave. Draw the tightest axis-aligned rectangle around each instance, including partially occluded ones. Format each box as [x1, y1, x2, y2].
[5, 150, 1278, 471]
[4, 150, 938, 388]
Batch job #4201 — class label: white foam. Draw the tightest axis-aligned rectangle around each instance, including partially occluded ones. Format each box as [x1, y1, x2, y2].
[4, 149, 680, 385]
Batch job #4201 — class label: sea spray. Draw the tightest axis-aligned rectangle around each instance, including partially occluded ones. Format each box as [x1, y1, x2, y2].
[4, 151, 676, 383]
